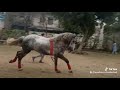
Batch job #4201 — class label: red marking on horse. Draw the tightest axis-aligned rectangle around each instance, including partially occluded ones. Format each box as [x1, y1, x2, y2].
[9, 57, 17, 63]
[18, 60, 21, 69]
[50, 39, 54, 56]
[67, 63, 71, 70]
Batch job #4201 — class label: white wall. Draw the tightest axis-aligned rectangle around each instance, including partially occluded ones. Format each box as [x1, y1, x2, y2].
[32, 15, 59, 29]
[32, 17, 40, 26]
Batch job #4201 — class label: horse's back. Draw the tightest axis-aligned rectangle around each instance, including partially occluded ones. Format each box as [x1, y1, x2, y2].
[22, 34, 50, 51]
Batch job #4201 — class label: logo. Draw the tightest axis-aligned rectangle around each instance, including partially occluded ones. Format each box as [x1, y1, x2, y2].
[90, 67, 117, 74]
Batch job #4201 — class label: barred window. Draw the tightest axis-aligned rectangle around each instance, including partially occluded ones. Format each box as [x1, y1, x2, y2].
[40, 17, 45, 23]
[48, 17, 53, 25]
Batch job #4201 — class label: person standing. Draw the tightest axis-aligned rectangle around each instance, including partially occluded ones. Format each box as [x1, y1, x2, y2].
[112, 41, 117, 54]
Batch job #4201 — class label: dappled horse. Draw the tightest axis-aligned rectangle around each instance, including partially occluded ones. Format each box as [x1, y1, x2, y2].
[32, 34, 66, 63]
[7, 33, 76, 73]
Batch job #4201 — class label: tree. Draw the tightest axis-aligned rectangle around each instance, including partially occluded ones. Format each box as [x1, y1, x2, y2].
[22, 12, 33, 35]
[52, 12, 95, 53]
[4, 12, 14, 30]
[52, 12, 120, 53]
[95, 12, 116, 25]
[95, 12, 120, 51]
[39, 12, 48, 36]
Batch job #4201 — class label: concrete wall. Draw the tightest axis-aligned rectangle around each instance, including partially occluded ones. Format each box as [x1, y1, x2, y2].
[32, 14, 59, 29]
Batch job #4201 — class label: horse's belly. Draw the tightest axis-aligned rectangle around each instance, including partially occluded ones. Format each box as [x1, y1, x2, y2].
[33, 43, 50, 55]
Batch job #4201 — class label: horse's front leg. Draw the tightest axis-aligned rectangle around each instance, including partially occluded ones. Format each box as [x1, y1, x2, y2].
[58, 54, 73, 73]
[54, 55, 61, 73]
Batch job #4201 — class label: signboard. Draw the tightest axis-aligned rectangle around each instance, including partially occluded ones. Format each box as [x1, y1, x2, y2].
[0, 12, 6, 21]
[0, 15, 5, 21]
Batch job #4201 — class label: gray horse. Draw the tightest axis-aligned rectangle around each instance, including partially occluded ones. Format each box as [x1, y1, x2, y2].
[7, 33, 76, 73]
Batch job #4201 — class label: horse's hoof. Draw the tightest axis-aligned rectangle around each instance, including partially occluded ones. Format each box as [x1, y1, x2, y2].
[18, 68, 23, 71]
[32, 57, 35, 62]
[9, 60, 13, 63]
[39, 61, 44, 63]
[55, 70, 61, 73]
[68, 70, 73, 73]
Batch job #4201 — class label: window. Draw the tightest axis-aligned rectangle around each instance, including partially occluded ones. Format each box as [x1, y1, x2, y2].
[0, 12, 5, 15]
[48, 17, 53, 25]
[40, 17, 45, 23]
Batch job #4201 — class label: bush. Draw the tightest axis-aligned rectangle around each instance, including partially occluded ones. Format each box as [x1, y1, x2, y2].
[0, 29, 26, 40]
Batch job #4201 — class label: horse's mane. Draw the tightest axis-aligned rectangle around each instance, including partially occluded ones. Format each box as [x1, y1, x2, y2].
[52, 33, 75, 44]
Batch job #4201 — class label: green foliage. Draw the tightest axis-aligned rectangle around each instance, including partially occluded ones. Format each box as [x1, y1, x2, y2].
[95, 12, 116, 25]
[104, 23, 120, 35]
[52, 12, 95, 36]
[52, 12, 120, 36]
[0, 29, 26, 40]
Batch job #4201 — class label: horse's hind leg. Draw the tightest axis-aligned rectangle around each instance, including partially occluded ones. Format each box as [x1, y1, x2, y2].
[9, 51, 21, 63]
[32, 55, 41, 62]
[17, 50, 31, 71]
[58, 54, 73, 73]
[9, 49, 31, 71]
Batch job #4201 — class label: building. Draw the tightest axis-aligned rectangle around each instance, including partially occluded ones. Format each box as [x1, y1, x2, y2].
[4, 12, 63, 34]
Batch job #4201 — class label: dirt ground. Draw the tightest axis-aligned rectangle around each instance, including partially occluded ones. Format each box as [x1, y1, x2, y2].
[0, 45, 120, 78]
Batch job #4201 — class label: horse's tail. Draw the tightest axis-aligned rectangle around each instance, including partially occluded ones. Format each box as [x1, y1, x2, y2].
[7, 36, 25, 46]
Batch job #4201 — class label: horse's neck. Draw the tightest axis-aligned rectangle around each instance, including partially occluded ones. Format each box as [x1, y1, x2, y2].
[51, 34, 71, 46]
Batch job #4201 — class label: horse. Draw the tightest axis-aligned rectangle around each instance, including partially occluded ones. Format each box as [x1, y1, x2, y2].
[7, 33, 76, 73]
[32, 38, 76, 63]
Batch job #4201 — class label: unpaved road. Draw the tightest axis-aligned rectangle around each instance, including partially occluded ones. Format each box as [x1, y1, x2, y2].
[0, 45, 120, 78]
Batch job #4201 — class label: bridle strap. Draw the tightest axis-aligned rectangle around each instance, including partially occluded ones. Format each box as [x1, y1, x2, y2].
[50, 39, 54, 56]
[49, 39, 54, 62]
